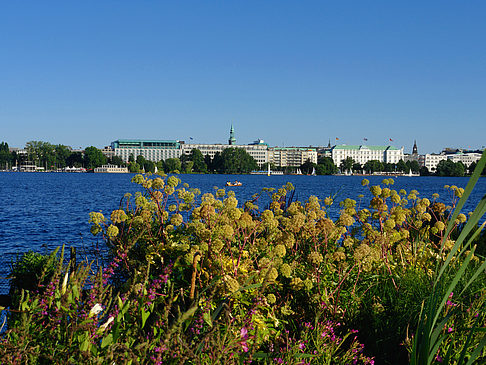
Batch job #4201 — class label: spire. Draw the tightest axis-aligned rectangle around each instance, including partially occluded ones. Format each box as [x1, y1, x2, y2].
[412, 140, 418, 155]
[229, 124, 236, 145]
[328, 139, 331, 148]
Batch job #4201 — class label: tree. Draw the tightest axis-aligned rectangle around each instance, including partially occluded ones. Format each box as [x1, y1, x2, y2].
[397, 159, 407, 173]
[435, 160, 465, 177]
[67, 152, 84, 167]
[300, 159, 316, 175]
[54, 145, 72, 169]
[352, 162, 362, 174]
[164, 158, 182, 173]
[212, 152, 224, 173]
[129, 162, 141, 173]
[410, 160, 420, 173]
[110, 155, 126, 167]
[340, 157, 354, 173]
[316, 157, 338, 175]
[0, 142, 11, 169]
[204, 154, 213, 172]
[363, 160, 384, 173]
[419, 166, 430, 176]
[221, 148, 258, 174]
[383, 163, 395, 173]
[183, 161, 194, 174]
[84, 146, 107, 169]
[190, 149, 207, 173]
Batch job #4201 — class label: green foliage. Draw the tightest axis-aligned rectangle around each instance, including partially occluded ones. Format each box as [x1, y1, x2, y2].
[164, 157, 182, 173]
[0, 141, 12, 169]
[189, 148, 207, 173]
[316, 156, 338, 175]
[220, 147, 258, 173]
[300, 159, 316, 175]
[436, 159, 466, 177]
[9, 250, 57, 294]
[84, 146, 107, 169]
[340, 156, 354, 173]
[363, 159, 384, 173]
[2, 161, 486, 363]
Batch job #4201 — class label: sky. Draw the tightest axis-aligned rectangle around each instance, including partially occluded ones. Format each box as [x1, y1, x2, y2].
[1, 1, 485, 154]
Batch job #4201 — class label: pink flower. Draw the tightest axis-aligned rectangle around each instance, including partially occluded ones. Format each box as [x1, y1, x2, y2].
[240, 327, 248, 340]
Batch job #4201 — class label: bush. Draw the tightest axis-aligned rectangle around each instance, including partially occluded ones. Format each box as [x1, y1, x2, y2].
[1, 166, 485, 364]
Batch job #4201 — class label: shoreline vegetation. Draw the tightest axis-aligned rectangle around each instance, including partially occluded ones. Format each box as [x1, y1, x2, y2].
[1, 141, 484, 177]
[0, 152, 485, 364]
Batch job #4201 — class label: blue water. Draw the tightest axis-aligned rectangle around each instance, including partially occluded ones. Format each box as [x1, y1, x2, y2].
[0, 172, 485, 293]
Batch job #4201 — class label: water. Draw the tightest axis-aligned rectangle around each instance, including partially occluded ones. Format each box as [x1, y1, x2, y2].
[1, 172, 485, 294]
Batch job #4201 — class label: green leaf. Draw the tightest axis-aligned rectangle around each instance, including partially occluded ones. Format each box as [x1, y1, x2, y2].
[101, 334, 113, 349]
[202, 310, 212, 328]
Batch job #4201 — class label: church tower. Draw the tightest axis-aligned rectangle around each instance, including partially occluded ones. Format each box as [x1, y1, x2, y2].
[229, 124, 236, 145]
[412, 140, 418, 155]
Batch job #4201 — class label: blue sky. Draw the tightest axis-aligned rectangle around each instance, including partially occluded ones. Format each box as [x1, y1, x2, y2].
[1, 1, 485, 154]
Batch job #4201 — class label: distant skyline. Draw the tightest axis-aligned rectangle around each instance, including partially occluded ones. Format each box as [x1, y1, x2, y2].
[1, 1, 485, 154]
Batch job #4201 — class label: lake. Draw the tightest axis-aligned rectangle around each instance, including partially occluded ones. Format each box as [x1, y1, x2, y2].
[1, 172, 485, 294]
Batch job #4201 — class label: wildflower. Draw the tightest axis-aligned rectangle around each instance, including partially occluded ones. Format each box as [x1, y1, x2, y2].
[434, 221, 446, 232]
[170, 213, 183, 226]
[370, 186, 382, 197]
[106, 225, 119, 238]
[324, 197, 333, 205]
[167, 176, 179, 187]
[457, 213, 467, 223]
[280, 263, 292, 278]
[89, 303, 103, 317]
[274, 244, 286, 258]
[224, 275, 240, 293]
[361, 179, 369, 186]
[61, 272, 69, 295]
[308, 251, 323, 265]
[111, 209, 128, 223]
[267, 293, 277, 304]
[99, 316, 114, 332]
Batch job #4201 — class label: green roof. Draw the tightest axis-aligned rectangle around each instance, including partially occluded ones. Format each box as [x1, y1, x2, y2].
[333, 145, 399, 151]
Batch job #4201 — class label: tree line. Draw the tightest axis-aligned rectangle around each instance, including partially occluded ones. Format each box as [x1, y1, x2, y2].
[1, 140, 483, 176]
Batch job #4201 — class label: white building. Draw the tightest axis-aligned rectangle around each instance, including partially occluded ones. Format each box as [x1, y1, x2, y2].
[182, 143, 268, 167]
[446, 152, 483, 167]
[268, 147, 318, 167]
[331, 145, 404, 167]
[420, 154, 447, 173]
[111, 140, 183, 162]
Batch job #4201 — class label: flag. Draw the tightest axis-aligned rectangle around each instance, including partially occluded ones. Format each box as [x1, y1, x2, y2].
[336, 137, 339, 140]
[363, 138, 368, 141]
[190, 137, 194, 140]
[389, 138, 393, 142]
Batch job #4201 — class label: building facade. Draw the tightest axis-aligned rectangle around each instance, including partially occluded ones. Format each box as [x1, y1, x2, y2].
[268, 147, 318, 167]
[331, 145, 404, 167]
[420, 154, 447, 173]
[182, 143, 268, 166]
[111, 139, 183, 162]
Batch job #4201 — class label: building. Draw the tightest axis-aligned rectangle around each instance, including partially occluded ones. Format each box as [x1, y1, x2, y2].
[111, 139, 183, 162]
[100, 146, 115, 160]
[228, 125, 236, 145]
[268, 147, 318, 167]
[420, 153, 447, 173]
[331, 145, 404, 167]
[182, 143, 268, 166]
[446, 152, 483, 167]
[404, 140, 420, 163]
